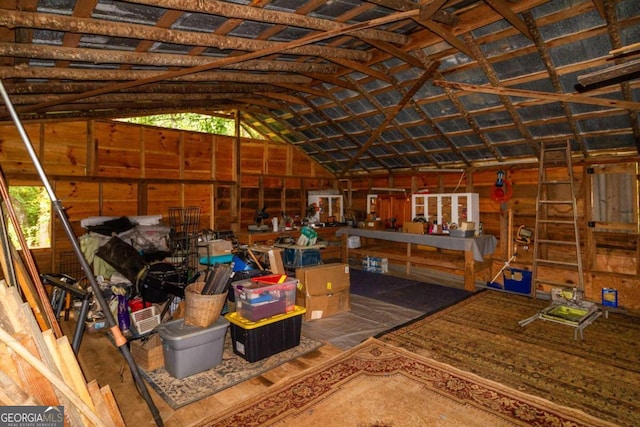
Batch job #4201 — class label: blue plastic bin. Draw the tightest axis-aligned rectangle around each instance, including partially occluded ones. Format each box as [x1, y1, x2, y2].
[502, 268, 532, 294]
[488, 268, 532, 295]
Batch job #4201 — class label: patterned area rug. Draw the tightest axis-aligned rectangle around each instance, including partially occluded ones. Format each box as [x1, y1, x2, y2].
[140, 334, 322, 409]
[379, 290, 640, 427]
[196, 338, 614, 427]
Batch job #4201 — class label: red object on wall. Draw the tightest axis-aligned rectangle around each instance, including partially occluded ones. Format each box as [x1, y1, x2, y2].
[490, 170, 513, 203]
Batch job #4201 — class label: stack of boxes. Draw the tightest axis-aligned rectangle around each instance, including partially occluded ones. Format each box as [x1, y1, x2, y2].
[295, 264, 351, 321]
[146, 262, 354, 373]
[225, 263, 353, 361]
[225, 275, 306, 362]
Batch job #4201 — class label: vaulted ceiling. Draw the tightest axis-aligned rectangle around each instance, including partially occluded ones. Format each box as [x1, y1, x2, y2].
[0, 0, 639, 176]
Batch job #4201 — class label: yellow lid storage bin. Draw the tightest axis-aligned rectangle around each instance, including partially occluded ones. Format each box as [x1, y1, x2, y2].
[225, 306, 306, 362]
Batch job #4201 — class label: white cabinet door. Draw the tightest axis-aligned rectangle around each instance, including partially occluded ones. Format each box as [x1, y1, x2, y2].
[412, 193, 479, 229]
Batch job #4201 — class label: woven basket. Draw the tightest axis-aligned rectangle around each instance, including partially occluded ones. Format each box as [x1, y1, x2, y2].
[130, 334, 164, 371]
[184, 282, 227, 327]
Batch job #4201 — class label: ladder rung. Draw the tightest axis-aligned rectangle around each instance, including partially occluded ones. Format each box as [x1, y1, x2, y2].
[541, 180, 572, 185]
[536, 219, 575, 225]
[537, 239, 578, 246]
[533, 278, 577, 288]
[543, 146, 567, 152]
[538, 200, 574, 204]
[534, 259, 580, 268]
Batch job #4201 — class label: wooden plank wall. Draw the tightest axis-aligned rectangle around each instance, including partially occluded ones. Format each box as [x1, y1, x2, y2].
[0, 119, 638, 309]
[347, 166, 640, 309]
[0, 119, 334, 276]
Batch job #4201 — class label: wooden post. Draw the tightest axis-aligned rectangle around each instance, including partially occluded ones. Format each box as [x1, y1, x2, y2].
[464, 249, 475, 292]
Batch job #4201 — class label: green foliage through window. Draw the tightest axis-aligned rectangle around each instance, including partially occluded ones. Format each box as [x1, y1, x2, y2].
[119, 113, 263, 139]
[8, 186, 51, 249]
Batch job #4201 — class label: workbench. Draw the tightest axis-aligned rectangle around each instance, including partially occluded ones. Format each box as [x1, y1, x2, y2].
[336, 228, 497, 291]
[235, 227, 343, 261]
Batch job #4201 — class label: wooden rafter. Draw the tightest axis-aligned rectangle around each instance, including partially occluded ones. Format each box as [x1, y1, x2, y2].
[367, 0, 457, 25]
[416, 20, 474, 58]
[0, 11, 370, 62]
[0, 42, 339, 74]
[4, 92, 268, 106]
[0, 67, 313, 84]
[576, 58, 640, 91]
[434, 80, 640, 111]
[125, 0, 408, 45]
[352, 70, 439, 170]
[483, 0, 533, 40]
[522, 10, 587, 157]
[339, 62, 439, 175]
[9, 9, 419, 116]
[327, 57, 393, 83]
[4, 82, 283, 95]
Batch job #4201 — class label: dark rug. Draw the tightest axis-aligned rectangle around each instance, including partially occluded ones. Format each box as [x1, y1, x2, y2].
[349, 268, 472, 313]
[140, 334, 323, 409]
[379, 290, 640, 427]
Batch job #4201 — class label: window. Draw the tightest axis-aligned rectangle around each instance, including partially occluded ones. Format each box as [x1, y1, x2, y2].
[7, 186, 51, 249]
[588, 163, 638, 233]
[586, 162, 639, 275]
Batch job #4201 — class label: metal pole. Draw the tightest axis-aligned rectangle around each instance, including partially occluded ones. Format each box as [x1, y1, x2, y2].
[0, 80, 164, 427]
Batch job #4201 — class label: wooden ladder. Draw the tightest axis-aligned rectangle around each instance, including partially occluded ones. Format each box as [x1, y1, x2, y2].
[531, 140, 584, 297]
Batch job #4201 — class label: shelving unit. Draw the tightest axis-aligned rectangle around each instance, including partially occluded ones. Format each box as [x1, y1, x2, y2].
[411, 192, 479, 230]
[308, 191, 344, 223]
[168, 206, 201, 275]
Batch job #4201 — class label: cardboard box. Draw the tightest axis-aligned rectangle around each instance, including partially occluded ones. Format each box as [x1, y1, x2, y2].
[362, 256, 388, 273]
[295, 263, 351, 321]
[402, 222, 424, 234]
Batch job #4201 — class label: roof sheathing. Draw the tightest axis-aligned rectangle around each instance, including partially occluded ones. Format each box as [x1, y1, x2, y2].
[0, 0, 637, 175]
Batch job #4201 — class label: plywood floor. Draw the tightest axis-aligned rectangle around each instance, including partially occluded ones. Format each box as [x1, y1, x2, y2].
[60, 319, 343, 427]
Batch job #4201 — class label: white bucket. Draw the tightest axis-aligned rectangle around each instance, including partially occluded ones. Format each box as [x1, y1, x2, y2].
[347, 236, 361, 249]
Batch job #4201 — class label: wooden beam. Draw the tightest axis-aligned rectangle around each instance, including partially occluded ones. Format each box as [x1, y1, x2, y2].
[0, 42, 340, 74]
[275, 83, 327, 98]
[125, 0, 408, 45]
[5, 82, 284, 95]
[5, 92, 275, 105]
[261, 92, 306, 105]
[0, 67, 313, 84]
[371, 0, 468, 56]
[576, 58, 640, 91]
[14, 8, 420, 115]
[591, 0, 606, 19]
[483, 0, 534, 40]
[363, 38, 427, 70]
[328, 57, 393, 83]
[340, 63, 438, 175]
[610, 42, 640, 57]
[418, 20, 475, 58]
[434, 80, 640, 111]
[0, 10, 370, 62]
[367, 0, 457, 25]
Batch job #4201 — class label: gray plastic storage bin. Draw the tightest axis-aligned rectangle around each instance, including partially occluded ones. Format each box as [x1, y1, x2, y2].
[157, 317, 229, 379]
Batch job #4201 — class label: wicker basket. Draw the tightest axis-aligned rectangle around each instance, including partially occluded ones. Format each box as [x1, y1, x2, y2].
[184, 282, 227, 327]
[130, 334, 164, 371]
